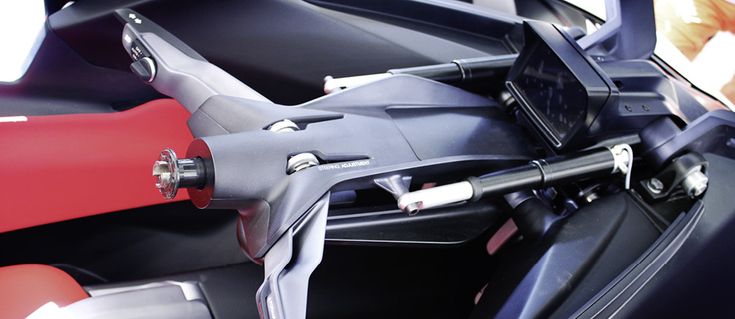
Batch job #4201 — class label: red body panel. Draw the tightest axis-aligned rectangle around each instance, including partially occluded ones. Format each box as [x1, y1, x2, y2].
[0, 99, 192, 233]
[0, 264, 88, 318]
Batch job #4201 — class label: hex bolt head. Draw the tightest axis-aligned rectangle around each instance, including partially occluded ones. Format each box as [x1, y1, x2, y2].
[647, 178, 664, 194]
[682, 171, 708, 198]
[152, 149, 206, 199]
[152, 149, 180, 199]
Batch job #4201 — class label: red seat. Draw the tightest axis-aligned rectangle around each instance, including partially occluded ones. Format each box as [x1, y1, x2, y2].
[0, 98, 193, 233]
[0, 264, 87, 318]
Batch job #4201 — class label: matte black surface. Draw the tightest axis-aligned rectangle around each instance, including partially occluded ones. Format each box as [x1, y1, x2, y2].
[86, 241, 494, 319]
[642, 110, 735, 169]
[386, 105, 527, 160]
[0, 202, 246, 284]
[606, 0, 657, 60]
[307, 0, 522, 42]
[568, 154, 735, 318]
[512, 197, 559, 240]
[309, 243, 492, 318]
[550, 192, 663, 318]
[590, 60, 687, 138]
[569, 154, 735, 318]
[48, 0, 513, 105]
[325, 200, 508, 246]
[471, 192, 660, 319]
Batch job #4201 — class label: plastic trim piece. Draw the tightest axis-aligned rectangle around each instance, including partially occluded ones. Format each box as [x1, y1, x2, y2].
[571, 202, 704, 318]
[256, 194, 330, 319]
[325, 201, 506, 246]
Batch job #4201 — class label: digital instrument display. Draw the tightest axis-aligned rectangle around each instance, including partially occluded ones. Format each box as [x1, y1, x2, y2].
[507, 21, 612, 149]
[513, 42, 587, 141]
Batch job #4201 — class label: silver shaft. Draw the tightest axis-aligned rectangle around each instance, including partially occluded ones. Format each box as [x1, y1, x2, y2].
[397, 181, 474, 214]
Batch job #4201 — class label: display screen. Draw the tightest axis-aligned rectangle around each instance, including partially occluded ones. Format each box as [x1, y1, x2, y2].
[513, 42, 587, 141]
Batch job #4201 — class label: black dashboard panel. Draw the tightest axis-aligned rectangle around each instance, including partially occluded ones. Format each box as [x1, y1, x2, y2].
[507, 21, 614, 149]
[305, 0, 523, 52]
[48, 0, 518, 105]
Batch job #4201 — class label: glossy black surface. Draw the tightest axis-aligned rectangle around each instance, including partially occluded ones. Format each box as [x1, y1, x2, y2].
[514, 40, 587, 141]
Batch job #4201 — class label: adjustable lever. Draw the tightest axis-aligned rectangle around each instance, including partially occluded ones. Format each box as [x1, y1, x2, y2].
[253, 194, 330, 319]
[396, 144, 633, 214]
[116, 9, 270, 113]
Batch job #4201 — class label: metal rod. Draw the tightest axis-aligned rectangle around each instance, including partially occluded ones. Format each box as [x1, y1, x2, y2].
[323, 54, 518, 94]
[396, 144, 633, 214]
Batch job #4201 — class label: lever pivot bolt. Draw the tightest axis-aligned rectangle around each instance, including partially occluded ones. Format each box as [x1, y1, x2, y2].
[287, 153, 319, 174]
[268, 119, 299, 133]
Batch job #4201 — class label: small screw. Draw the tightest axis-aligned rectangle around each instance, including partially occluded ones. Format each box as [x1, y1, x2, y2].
[584, 192, 599, 203]
[647, 178, 664, 194]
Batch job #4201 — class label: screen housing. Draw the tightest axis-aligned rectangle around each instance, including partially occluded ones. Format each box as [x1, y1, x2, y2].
[506, 21, 615, 150]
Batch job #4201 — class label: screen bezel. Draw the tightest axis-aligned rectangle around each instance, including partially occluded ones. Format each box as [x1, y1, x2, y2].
[507, 21, 613, 150]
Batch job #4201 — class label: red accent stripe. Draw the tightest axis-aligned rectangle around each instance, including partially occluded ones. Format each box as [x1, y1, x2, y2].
[0, 99, 193, 233]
